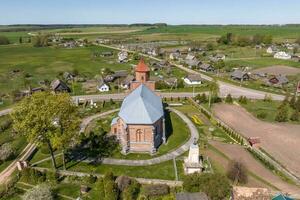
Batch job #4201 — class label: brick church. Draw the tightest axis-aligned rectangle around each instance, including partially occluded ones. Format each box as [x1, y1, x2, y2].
[111, 59, 165, 154]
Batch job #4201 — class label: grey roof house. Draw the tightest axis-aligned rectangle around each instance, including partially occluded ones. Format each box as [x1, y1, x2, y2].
[50, 79, 71, 93]
[199, 63, 215, 72]
[185, 59, 202, 68]
[231, 69, 250, 81]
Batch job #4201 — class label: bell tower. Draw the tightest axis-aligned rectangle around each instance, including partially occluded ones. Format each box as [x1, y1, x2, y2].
[130, 58, 155, 91]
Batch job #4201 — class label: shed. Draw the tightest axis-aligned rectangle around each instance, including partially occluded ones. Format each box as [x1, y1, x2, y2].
[176, 192, 209, 200]
[50, 79, 71, 93]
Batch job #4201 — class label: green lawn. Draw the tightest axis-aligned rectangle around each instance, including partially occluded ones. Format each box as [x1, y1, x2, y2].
[240, 100, 300, 124]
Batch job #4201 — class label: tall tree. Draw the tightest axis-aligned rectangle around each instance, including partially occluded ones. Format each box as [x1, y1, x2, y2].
[51, 93, 80, 170]
[208, 80, 219, 108]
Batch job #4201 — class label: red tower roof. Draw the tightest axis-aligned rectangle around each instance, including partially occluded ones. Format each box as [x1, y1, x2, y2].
[135, 59, 150, 72]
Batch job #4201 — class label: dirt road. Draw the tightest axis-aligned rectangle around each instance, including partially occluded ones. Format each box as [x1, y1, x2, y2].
[213, 103, 300, 179]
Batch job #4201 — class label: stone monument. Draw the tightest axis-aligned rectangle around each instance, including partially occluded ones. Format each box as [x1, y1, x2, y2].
[184, 138, 203, 174]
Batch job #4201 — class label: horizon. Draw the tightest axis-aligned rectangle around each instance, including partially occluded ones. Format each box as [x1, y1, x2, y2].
[1, 0, 300, 25]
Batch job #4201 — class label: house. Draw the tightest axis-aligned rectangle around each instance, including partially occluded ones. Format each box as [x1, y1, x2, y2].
[268, 75, 289, 86]
[185, 59, 202, 69]
[63, 72, 74, 81]
[50, 79, 71, 93]
[121, 75, 134, 89]
[231, 69, 250, 81]
[100, 51, 113, 57]
[266, 46, 278, 54]
[169, 52, 180, 60]
[185, 53, 196, 61]
[110, 59, 165, 154]
[97, 80, 109, 92]
[184, 74, 202, 85]
[199, 63, 215, 72]
[291, 55, 300, 62]
[176, 192, 209, 200]
[209, 54, 226, 62]
[274, 51, 291, 60]
[232, 186, 270, 200]
[113, 70, 128, 79]
[103, 74, 115, 83]
[164, 77, 177, 87]
[118, 51, 128, 63]
[272, 193, 294, 200]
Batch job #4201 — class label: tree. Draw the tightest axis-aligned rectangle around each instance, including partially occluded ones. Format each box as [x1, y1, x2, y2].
[11, 92, 77, 169]
[227, 160, 248, 184]
[19, 37, 23, 44]
[295, 36, 300, 45]
[0, 35, 10, 45]
[208, 80, 219, 108]
[103, 172, 118, 200]
[206, 43, 214, 51]
[122, 179, 140, 200]
[183, 173, 231, 200]
[22, 184, 53, 200]
[215, 60, 225, 75]
[0, 143, 15, 161]
[289, 95, 296, 109]
[225, 94, 233, 104]
[290, 110, 299, 122]
[51, 93, 81, 170]
[295, 97, 300, 112]
[275, 104, 289, 122]
[32, 34, 49, 47]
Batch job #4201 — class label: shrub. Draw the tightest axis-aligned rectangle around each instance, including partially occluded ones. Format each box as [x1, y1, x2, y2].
[227, 160, 248, 184]
[183, 173, 231, 200]
[82, 175, 97, 184]
[22, 183, 53, 200]
[0, 118, 12, 132]
[143, 184, 169, 197]
[20, 168, 46, 185]
[122, 179, 140, 200]
[115, 175, 131, 192]
[225, 94, 233, 103]
[238, 96, 248, 104]
[290, 110, 299, 122]
[0, 35, 10, 45]
[45, 171, 59, 184]
[103, 172, 118, 200]
[257, 112, 267, 119]
[0, 143, 15, 161]
[275, 104, 288, 122]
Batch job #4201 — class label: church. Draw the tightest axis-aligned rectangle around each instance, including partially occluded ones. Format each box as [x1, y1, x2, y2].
[110, 59, 165, 154]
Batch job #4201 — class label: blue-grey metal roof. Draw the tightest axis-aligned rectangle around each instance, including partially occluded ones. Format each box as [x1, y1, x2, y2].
[119, 84, 163, 124]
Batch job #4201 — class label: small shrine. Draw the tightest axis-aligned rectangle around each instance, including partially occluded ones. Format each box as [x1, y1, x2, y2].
[184, 139, 203, 174]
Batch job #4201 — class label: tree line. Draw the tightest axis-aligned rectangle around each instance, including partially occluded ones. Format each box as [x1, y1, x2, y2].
[217, 32, 273, 46]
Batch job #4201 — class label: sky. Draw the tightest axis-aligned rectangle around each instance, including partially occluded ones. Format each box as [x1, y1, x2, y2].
[1, 0, 300, 25]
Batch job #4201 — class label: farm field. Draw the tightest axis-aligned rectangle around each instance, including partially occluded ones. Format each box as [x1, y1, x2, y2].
[251, 65, 300, 75]
[212, 103, 300, 179]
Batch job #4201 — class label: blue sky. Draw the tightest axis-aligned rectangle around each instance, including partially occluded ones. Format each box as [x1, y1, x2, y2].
[1, 0, 300, 25]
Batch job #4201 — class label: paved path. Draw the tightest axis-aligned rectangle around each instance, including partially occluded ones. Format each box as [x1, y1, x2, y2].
[38, 108, 199, 167]
[92, 107, 198, 166]
[80, 109, 120, 133]
[0, 143, 36, 184]
[98, 43, 285, 100]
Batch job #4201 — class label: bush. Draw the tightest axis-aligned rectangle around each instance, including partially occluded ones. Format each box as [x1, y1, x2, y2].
[122, 179, 140, 200]
[82, 175, 97, 184]
[22, 183, 53, 200]
[143, 184, 169, 197]
[0, 35, 10, 45]
[103, 172, 118, 200]
[238, 96, 248, 104]
[20, 168, 46, 185]
[0, 118, 12, 132]
[227, 160, 248, 184]
[275, 104, 288, 122]
[115, 175, 132, 192]
[290, 110, 299, 122]
[0, 143, 15, 161]
[225, 94, 233, 103]
[257, 112, 267, 119]
[183, 173, 231, 200]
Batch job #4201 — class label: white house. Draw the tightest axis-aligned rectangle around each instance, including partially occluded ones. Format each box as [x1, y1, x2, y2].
[118, 51, 128, 63]
[98, 81, 110, 92]
[183, 74, 202, 85]
[266, 46, 278, 54]
[274, 51, 291, 60]
[169, 52, 180, 60]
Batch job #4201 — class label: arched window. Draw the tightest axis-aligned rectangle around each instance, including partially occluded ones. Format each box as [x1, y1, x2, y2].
[136, 129, 143, 142]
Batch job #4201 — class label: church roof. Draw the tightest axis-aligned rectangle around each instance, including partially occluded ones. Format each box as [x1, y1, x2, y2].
[135, 59, 150, 72]
[119, 84, 163, 124]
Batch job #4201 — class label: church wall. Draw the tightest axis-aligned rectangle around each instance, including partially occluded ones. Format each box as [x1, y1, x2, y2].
[130, 81, 155, 91]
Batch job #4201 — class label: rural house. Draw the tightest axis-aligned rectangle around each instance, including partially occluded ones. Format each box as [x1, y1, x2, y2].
[184, 74, 202, 85]
[110, 59, 165, 154]
[199, 63, 215, 72]
[120, 75, 134, 89]
[266, 46, 278, 54]
[97, 80, 110, 92]
[185, 59, 202, 69]
[118, 51, 128, 63]
[231, 69, 250, 81]
[268, 75, 289, 86]
[100, 51, 113, 57]
[274, 51, 291, 60]
[50, 79, 71, 93]
[169, 52, 181, 60]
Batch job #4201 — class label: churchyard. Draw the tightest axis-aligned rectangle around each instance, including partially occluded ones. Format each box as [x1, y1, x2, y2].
[0, 24, 300, 199]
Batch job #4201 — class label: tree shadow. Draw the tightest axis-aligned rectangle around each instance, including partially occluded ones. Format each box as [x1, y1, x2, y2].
[164, 110, 173, 142]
